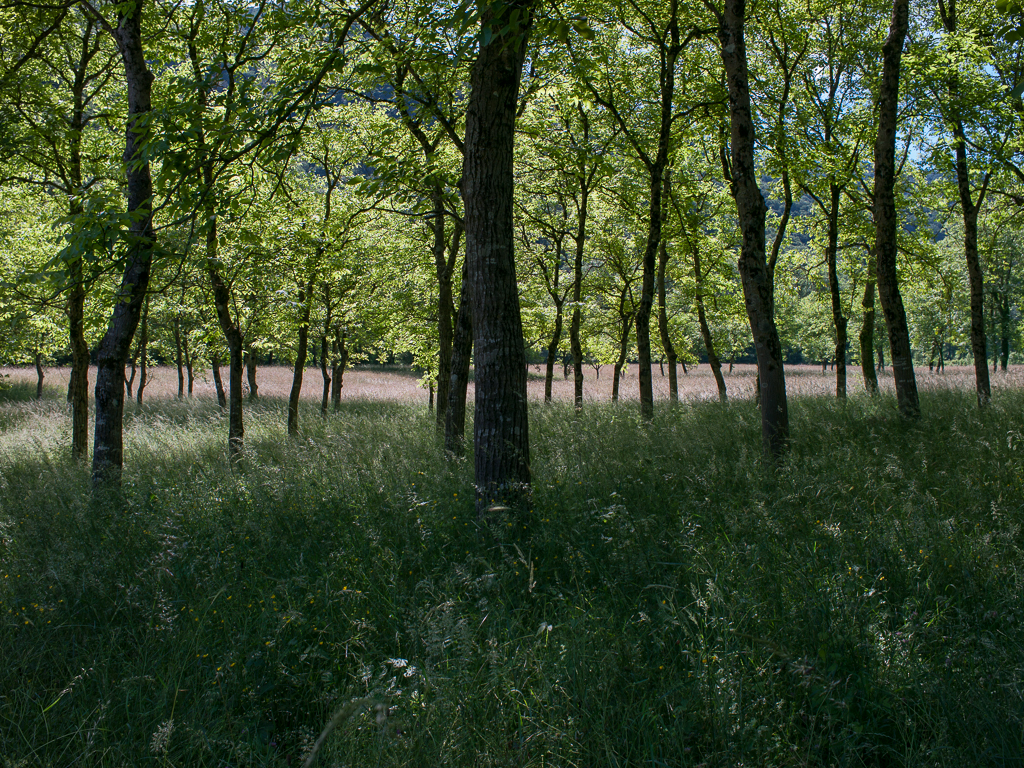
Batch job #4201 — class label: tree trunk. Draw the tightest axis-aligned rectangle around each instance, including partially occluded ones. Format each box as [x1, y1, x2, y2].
[464, 0, 534, 515]
[873, 0, 919, 418]
[571, 164, 587, 409]
[445, 260, 473, 455]
[125, 350, 137, 399]
[320, 336, 331, 417]
[331, 326, 348, 410]
[718, 0, 789, 457]
[1001, 296, 1010, 371]
[67, 259, 90, 460]
[612, 308, 633, 403]
[434, 199, 460, 430]
[211, 353, 227, 408]
[91, 4, 156, 485]
[860, 269, 879, 393]
[174, 316, 184, 398]
[287, 280, 314, 436]
[35, 351, 44, 399]
[657, 238, 678, 403]
[244, 349, 258, 401]
[183, 333, 194, 395]
[135, 298, 149, 405]
[825, 183, 848, 399]
[544, 301, 563, 402]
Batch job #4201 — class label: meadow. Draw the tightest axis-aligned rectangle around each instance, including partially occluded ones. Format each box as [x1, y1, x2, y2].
[1, 364, 1023, 767]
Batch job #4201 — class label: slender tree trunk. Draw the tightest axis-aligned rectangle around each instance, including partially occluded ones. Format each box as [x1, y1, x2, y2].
[825, 183, 848, 399]
[92, 5, 156, 485]
[873, 0, 919, 418]
[244, 349, 258, 401]
[67, 258, 89, 460]
[136, 298, 149, 405]
[434, 198, 460, 430]
[657, 238, 679, 403]
[288, 280, 314, 436]
[174, 316, 184, 398]
[544, 301, 564, 402]
[320, 336, 331, 417]
[612, 308, 634, 403]
[183, 333, 194, 395]
[331, 326, 348, 410]
[1001, 296, 1010, 371]
[125, 349, 137, 399]
[445, 261, 474, 455]
[860, 267, 879, 393]
[940, 0, 990, 406]
[571, 164, 588, 409]
[695, 290, 727, 403]
[35, 351, 44, 399]
[211, 353, 227, 408]
[464, 0, 534, 515]
[718, 0, 788, 457]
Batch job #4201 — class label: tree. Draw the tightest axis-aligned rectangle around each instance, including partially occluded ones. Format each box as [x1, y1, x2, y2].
[873, 0, 920, 418]
[709, 0, 790, 458]
[463, 0, 535, 516]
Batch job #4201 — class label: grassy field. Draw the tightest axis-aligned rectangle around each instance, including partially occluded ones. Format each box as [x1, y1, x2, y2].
[1, 368, 1023, 766]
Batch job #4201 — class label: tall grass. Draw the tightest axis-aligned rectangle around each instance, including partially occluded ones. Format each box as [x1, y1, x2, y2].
[1, 385, 1022, 766]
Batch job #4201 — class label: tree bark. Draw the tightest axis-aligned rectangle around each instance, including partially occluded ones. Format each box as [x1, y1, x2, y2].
[287, 280, 314, 436]
[211, 352, 227, 408]
[244, 349, 258, 401]
[657, 237, 679, 403]
[136, 298, 149, 405]
[320, 335, 331, 417]
[445, 259, 473, 455]
[873, 0, 919, 418]
[717, 0, 789, 457]
[544, 299, 564, 403]
[331, 326, 348, 410]
[825, 183, 848, 399]
[34, 351, 44, 399]
[174, 315, 184, 398]
[91, 4, 156, 485]
[692, 245, 727, 403]
[67, 258, 90, 460]
[860, 266, 879, 393]
[464, 0, 534, 515]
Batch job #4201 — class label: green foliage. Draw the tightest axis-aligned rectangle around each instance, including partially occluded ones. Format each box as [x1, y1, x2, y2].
[1, 387, 1023, 765]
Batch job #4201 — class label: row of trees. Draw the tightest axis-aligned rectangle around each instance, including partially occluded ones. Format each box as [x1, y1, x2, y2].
[1, 0, 1023, 512]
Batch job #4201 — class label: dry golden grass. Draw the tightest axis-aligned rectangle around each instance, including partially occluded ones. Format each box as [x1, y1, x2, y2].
[4, 360, 1022, 407]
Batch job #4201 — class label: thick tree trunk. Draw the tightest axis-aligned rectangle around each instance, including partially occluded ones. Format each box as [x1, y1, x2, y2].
[464, 1, 534, 515]
[657, 238, 678, 403]
[320, 336, 331, 417]
[873, 0, 919, 418]
[91, 5, 155, 485]
[287, 281, 314, 436]
[825, 184, 848, 399]
[718, 0, 789, 457]
[135, 298, 149, 405]
[211, 353, 227, 408]
[445, 261, 473, 455]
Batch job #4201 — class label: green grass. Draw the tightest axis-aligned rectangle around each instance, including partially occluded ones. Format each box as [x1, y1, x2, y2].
[1, 386, 1023, 767]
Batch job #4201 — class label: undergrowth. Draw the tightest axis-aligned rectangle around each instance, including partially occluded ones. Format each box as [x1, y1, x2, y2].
[1, 386, 1022, 767]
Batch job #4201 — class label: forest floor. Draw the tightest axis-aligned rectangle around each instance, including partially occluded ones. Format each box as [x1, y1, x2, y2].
[1, 371, 1023, 766]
